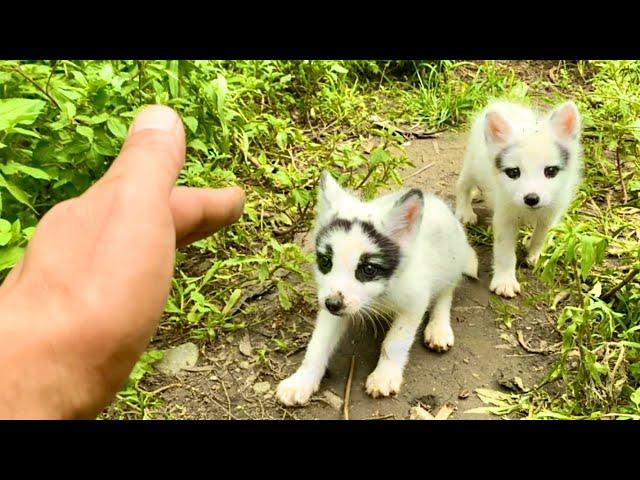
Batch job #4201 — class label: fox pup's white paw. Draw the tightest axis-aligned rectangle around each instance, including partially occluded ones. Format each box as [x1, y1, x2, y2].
[366, 362, 403, 398]
[526, 251, 541, 267]
[424, 321, 454, 352]
[276, 370, 320, 406]
[455, 207, 478, 225]
[490, 272, 521, 298]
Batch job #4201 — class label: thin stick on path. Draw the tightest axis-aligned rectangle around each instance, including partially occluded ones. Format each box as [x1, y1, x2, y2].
[343, 355, 356, 420]
[601, 265, 640, 302]
[402, 162, 435, 181]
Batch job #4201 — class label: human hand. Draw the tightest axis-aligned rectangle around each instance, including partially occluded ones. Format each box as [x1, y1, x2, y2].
[0, 105, 245, 419]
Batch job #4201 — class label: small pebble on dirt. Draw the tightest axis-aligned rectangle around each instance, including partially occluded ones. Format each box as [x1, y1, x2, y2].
[155, 342, 199, 376]
[322, 390, 343, 411]
[458, 389, 471, 399]
[253, 381, 271, 395]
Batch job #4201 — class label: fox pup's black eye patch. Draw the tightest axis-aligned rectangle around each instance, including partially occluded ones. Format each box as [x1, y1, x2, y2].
[316, 245, 333, 274]
[356, 253, 395, 282]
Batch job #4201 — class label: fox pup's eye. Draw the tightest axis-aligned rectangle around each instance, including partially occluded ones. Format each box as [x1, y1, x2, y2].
[504, 168, 520, 179]
[317, 254, 332, 274]
[357, 263, 379, 281]
[363, 264, 377, 277]
[544, 166, 560, 178]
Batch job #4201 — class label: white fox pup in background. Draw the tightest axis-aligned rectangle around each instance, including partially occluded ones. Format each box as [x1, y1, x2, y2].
[276, 172, 478, 406]
[455, 101, 582, 298]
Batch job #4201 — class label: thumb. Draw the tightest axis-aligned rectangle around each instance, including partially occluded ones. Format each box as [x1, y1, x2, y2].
[102, 105, 186, 197]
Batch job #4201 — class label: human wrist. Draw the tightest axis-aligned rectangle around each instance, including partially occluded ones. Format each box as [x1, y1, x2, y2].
[0, 283, 81, 419]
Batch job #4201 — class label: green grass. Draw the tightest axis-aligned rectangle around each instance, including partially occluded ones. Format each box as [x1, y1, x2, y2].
[1, 59, 638, 419]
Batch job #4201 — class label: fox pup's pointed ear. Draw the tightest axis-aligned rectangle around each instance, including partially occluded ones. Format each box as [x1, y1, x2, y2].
[385, 189, 424, 243]
[318, 171, 346, 215]
[484, 110, 513, 148]
[550, 101, 581, 144]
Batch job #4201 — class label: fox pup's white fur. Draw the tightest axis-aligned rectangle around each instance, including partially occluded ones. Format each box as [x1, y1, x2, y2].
[455, 100, 582, 298]
[276, 172, 478, 406]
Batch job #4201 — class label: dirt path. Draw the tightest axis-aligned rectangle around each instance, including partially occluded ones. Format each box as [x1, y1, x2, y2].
[136, 132, 561, 420]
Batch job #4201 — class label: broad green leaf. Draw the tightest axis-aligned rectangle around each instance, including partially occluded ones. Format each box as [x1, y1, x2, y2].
[164, 298, 182, 314]
[1, 161, 51, 180]
[183, 116, 198, 134]
[190, 290, 206, 306]
[99, 63, 114, 82]
[0, 246, 24, 271]
[0, 219, 12, 233]
[276, 130, 288, 150]
[273, 170, 291, 187]
[188, 139, 208, 153]
[106, 117, 127, 140]
[292, 188, 310, 206]
[88, 113, 109, 125]
[0, 173, 34, 209]
[0, 98, 46, 131]
[370, 146, 390, 166]
[0, 232, 10, 246]
[64, 101, 76, 120]
[55, 87, 82, 102]
[22, 226, 35, 241]
[76, 125, 94, 142]
[580, 236, 596, 279]
[11, 219, 21, 238]
[8, 126, 41, 138]
[331, 64, 348, 74]
[630, 387, 640, 407]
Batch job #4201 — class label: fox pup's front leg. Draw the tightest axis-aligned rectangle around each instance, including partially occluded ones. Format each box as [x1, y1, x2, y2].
[276, 310, 347, 406]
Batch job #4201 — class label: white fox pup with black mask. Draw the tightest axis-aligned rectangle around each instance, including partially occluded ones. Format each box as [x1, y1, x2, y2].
[276, 172, 478, 406]
[455, 100, 582, 298]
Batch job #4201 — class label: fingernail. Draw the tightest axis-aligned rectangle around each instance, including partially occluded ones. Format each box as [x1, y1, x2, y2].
[130, 105, 179, 134]
[231, 187, 246, 219]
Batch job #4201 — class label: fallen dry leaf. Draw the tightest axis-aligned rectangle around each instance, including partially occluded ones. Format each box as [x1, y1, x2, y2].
[434, 403, 456, 420]
[409, 405, 435, 420]
[363, 137, 378, 153]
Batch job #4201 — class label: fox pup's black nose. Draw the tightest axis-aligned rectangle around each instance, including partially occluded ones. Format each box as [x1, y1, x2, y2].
[325, 295, 344, 314]
[524, 193, 540, 207]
